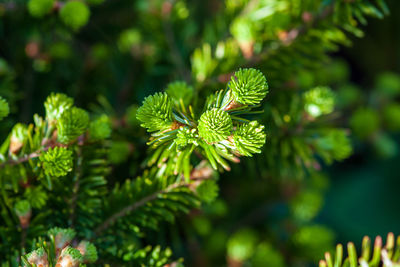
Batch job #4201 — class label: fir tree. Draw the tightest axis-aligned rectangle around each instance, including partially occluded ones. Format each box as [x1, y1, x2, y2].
[0, 0, 397, 266]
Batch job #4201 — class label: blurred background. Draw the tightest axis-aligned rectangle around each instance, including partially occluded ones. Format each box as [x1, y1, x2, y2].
[321, 0, 400, 244]
[1, 0, 400, 266]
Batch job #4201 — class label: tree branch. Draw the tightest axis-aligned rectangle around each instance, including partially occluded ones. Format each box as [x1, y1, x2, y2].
[0, 150, 42, 168]
[92, 181, 187, 237]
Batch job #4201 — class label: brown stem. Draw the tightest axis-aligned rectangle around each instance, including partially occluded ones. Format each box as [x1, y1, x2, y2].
[20, 226, 27, 252]
[0, 150, 42, 168]
[0, 135, 89, 169]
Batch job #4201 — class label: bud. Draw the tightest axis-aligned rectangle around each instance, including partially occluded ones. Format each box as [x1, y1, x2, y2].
[48, 228, 76, 255]
[55, 246, 83, 267]
[76, 241, 98, 263]
[9, 123, 27, 155]
[26, 247, 49, 267]
[14, 200, 31, 228]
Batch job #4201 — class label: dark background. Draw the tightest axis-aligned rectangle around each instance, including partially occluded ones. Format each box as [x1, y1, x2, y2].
[321, 0, 400, 246]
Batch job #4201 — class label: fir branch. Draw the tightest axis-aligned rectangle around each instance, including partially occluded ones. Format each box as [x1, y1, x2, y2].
[0, 140, 88, 169]
[92, 180, 188, 237]
[0, 150, 42, 168]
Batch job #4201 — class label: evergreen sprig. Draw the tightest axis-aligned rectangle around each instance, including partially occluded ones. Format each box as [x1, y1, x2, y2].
[232, 121, 266, 156]
[304, 87, 336, 118]
[319, 233, 400, 267]
[137, 68, 268, 177]
[136, 92, 174, 132]
[165, 80, 194, 106]
[229, 68, 269, 106]
[44, 93, 74, 122]
[14, 200, 31, 217]
[22, 228, 97, 267]
[57, 107, 90, 143]
[198, 108, 233, 144]
[39, 147, 73, 177]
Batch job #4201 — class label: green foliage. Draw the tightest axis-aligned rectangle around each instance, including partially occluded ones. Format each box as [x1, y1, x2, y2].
[22, 232, 98, 266]
[28, 0, 54, 18]
[108, 140, 131, 164]
[25, 247, 48, 266]
[350, 108, 380, 139]
[229, 68, 269, 105]
[383, 103, 400, 131]
[88, 115, 111, 141]
[40, 147, 73, 177]
[293, 225, 335, 261]
[14, 200, 31, 217]
[118, 28, 142, 53]
[376, 72, 400, 97]
[337, 84, 362, 108]
[103, 171, 200, 233]
[129, 246, 182, 267]
[165, 81, 194, 106]
[44, 93, 74, 122]
[57, 107, 90, 143]
[233, 121, 266, 156]
[48, 227, 76, 248]
[227, 228, 258, 262]
[60, 246, 83, 262]
[9, 123, 28, 155]
[0, 97, 9, 121]
[198, 108, 233, 144]
[59, 1, 90, 30]
[319, 233, 400, 267]
[252, 242, 285, 267]
[230, 17, 256, 44]
[0, 0, 394, 265]
[24, 186, 48, 209]
[196, 179, 219, 203]
[22, 232, 98, 267]
[191, 43, 217, 82]
[290, 191, 323, 222]
[138, 69, 268, 177]
[77, 241, 98, 263]
[136, 92, 173, 132]
[315, 129, 353, 164]
[304, 87, 335, 117]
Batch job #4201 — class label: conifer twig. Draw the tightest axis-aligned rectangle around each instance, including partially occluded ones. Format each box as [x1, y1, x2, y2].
[92, 181, 187, 237]
[0, 150, 42, 168]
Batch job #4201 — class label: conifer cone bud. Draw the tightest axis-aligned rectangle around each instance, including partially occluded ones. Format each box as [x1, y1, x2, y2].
[48, 228, 76, 256]
[9, 136, 22, 154]
[56, 247, 83, 267]
[224, 100, 243, 111]
[27, 248, 49, 267]
[238, 40, 254, 59]
[76, 241, 98, 263]
[14, 200, 31, 229]
[191, 161, 214, 180]
[9, 124, 27, 155]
